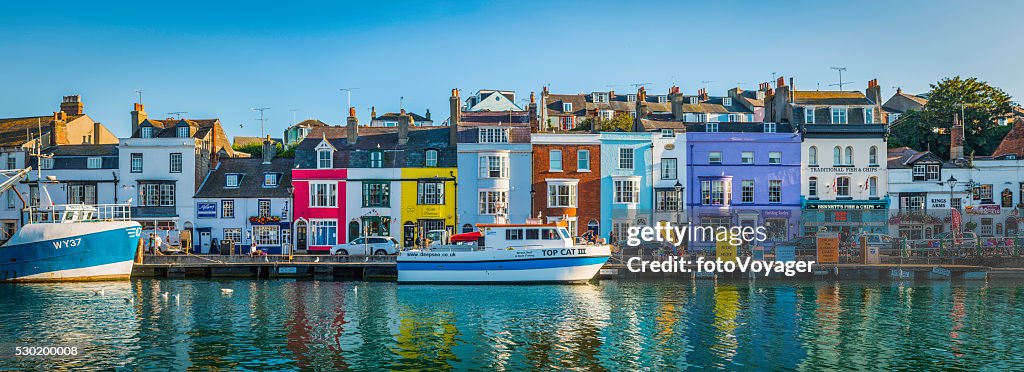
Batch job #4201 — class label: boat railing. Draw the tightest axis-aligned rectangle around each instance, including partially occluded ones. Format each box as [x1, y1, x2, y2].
[26, 203, 133, 224]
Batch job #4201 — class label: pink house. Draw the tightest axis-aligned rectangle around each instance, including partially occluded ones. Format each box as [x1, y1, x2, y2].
[291, 168, 346, 253]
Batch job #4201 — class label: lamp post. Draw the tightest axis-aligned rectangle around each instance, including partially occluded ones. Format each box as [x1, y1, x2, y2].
[946, 175, 958, 254]
[285, 185, 294, 256]
[674, 180, 683, 254]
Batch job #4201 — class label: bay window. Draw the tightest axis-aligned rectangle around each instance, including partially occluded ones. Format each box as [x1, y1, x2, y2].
[614, 179, 639, 204]
[479, 190, 507, 215]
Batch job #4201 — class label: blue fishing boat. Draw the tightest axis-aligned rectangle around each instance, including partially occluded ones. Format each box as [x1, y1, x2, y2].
[0, 168, 142, 282]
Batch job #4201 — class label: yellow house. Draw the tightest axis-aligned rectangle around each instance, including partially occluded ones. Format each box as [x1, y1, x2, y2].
[399, 167, 457, 246]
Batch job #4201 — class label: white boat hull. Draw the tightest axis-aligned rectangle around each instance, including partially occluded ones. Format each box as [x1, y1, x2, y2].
[397, 245, 611, 284]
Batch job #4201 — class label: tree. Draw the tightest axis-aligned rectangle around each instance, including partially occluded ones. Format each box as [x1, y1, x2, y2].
[575, 113, 635, 132]
[889, 76, 1016, 159]
[232, 142, 292, 158]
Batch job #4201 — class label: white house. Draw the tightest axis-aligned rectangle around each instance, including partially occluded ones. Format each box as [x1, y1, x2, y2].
[117, 103, 235, 246]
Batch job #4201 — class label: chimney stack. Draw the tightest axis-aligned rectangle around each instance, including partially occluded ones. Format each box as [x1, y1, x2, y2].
[60, 95, 83, 116]
[950, 113, 965, 160]
[449, 89, 460, 146]
[398, 111, 411, 145]
[94, 121, 101, 144]
[865, 78, 882, 105]
[262, 136, 275, 164]
[633, 87, 647, 132]
[528, 91, 538, 130]
[669, 85, 683, 120]
[346, 106, 359, 144]
[49, 111, 66, 147]
[371, 106, 377, 120]
[131, 103, 147, 135]
[425, 109, 431, 121]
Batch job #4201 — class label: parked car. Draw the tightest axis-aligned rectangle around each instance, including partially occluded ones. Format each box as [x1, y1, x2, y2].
[330, 236, 400, 256]
[858, 233, 899, 255]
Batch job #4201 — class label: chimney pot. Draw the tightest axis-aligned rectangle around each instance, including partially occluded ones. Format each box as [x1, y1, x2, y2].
[347, 107, 359, 143]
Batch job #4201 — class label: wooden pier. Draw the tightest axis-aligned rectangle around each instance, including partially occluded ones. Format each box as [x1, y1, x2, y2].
[134, 255, 398, 280]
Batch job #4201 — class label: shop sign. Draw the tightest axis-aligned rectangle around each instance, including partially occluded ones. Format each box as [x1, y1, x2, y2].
[816, 232, 840, 264]
[965, 205, 1001, 215]
[197, 202, 217, 218]
[763, 210, 791, 218]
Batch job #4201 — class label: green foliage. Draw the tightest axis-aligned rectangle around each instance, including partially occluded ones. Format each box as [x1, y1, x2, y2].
[889, 76, 1016, 159]
[575, 113, 635, 132]
[232, 142, 291, 158]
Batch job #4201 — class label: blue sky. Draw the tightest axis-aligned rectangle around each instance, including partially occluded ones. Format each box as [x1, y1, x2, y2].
[1, 1, 1021, 138]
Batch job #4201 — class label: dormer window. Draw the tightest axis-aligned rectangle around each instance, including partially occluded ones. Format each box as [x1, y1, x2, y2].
[425, 149, 438, 167]
[592, 93, 608, 103]
[263, 173, 279, 187]
[316, 149, 332, 169]
[864, 107, 874, 124]
[706, 122, 719, 133]
[660, 129, 674, 137]
[723, 97, 732, 106]
[141, 127, 152, 138]
[226, 174, 242, 188]
[657, 95, 668, 103]
[563, 103, 573, 112]
[177, 126, 190, 138]
[39, 157, 53, 169]
[369, 150, 384, 168]
[478, 127, 509, 143]
[627, 94, 637, 102]
[805, 107, 815, 124]
[831, 107, 848, 124]
[314, 140, 334, 169]
[763, 122, 776, 133]
[689, 96, 698, 104]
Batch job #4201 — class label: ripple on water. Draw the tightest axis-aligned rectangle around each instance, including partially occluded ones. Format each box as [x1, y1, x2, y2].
[2, 279, 1024, 370]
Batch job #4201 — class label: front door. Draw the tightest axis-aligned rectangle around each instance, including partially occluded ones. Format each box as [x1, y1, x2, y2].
[296, 225, 308, 251]
[200, 231, 211, 254]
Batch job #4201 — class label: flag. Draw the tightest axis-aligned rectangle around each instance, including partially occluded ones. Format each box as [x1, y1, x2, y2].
[951, 207, 962, 244]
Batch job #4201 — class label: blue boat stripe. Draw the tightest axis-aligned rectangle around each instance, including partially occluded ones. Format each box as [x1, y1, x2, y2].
[397, 256, 608, 271]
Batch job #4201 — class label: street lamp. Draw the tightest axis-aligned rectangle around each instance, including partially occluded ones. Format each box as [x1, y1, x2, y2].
[945, 175, 958, 252]
[674, 180, 683, 253]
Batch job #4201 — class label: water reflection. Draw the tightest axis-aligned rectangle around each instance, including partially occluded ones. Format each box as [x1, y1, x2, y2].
[3, 279, 1024, 369]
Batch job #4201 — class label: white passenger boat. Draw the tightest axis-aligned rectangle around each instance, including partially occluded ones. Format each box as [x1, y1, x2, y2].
[397, 222, 611, 284]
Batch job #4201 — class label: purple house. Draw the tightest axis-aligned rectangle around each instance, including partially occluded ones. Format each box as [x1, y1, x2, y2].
[686, 122, 802, 250]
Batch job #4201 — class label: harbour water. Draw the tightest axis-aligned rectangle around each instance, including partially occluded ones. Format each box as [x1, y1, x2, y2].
[2, 279, 1024, 370]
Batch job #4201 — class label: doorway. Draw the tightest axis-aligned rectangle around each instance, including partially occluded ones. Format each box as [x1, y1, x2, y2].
[295, 220, 308, 251]
[200, 231, 211, 254]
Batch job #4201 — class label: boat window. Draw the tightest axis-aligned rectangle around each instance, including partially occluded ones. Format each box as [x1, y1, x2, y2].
[541, 229, 559, 240]
[506, 229, 524, 240]
[525, 229, 539, 240]
[558, 228, 570, 239]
